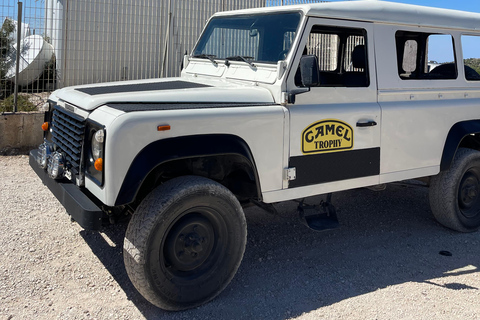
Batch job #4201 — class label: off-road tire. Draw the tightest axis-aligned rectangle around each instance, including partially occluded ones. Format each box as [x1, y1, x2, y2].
[429, 148, 480, 232]
[123, 176, 247, 311]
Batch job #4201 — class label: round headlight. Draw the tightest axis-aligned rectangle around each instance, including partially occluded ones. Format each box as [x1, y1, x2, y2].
[91, 129, 105, 160]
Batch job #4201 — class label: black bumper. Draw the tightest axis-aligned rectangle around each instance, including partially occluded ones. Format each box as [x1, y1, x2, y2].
[29, 150, 104, 230]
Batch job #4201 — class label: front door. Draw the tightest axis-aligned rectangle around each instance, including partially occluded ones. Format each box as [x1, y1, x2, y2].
[286, 18, 381, 194]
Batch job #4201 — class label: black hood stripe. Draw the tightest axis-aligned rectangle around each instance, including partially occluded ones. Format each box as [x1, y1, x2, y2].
[75, 81, 211, 96]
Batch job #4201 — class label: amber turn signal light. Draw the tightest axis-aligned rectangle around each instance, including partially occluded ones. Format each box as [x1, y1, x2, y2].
[42, 122, 49, 131]
[94, 158, 103, 171]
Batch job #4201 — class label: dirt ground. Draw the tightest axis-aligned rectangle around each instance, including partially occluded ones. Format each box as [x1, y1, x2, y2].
[1, 155, 479, 320]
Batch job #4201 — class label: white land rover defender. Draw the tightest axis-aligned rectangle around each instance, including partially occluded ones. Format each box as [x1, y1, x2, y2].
[30, 1, 480, 311]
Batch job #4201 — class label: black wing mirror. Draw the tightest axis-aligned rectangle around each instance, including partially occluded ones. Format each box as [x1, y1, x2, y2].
[300, 55, 320, 87]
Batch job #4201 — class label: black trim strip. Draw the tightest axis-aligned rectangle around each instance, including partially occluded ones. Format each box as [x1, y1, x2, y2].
[440, 120, 480, 171]
[115, 134, 261, 206]
[289, 147, 380, 188]
[75, 81, 211, 95]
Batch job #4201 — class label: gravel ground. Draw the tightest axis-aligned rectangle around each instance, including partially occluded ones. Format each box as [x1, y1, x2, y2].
[1, 155, 479, 320]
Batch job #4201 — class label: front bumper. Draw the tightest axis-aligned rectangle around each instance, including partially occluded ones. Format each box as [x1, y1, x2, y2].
[29, 149, 104, 230]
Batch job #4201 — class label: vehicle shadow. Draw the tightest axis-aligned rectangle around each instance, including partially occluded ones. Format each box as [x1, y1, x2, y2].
[80, 182, 480, 319]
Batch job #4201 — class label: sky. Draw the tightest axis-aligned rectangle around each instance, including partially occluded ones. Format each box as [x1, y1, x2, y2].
[3, 0, 480, 30]
[3, 0, 480, 19]
[373, 0, 480, 12]
[1, 0, 45, 34]
[326, 0, 480, 62]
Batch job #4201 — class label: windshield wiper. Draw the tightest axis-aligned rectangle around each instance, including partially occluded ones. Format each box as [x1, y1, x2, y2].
[225, 55, 256, 68]
[192, 54, 218, 66]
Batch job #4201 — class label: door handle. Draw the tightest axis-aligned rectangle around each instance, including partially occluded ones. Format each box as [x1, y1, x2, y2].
[356, 121, 377, 127]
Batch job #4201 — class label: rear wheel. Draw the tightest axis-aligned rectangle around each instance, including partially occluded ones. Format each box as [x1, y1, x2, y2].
[123, 176, 247, 310]
[429, 148, 480, 232]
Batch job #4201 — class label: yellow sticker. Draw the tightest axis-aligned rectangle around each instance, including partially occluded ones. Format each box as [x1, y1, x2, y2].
[302, 119, 354, 154]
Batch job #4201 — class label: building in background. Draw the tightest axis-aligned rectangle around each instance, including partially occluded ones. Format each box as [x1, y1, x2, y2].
[45, 0, 266, 88]
[1, 0, 327, 92]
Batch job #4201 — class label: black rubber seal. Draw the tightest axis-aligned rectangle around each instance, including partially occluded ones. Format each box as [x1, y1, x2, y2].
[106, 102, 274, 112]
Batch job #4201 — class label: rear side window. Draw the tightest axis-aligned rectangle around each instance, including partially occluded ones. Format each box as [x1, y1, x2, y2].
[344, 35, 366, 72]
[461, 35, 480, 81]
[396, 31, 457, 80]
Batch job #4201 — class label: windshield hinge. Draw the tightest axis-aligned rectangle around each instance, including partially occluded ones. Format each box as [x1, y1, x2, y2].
[282, 88, 310, 105]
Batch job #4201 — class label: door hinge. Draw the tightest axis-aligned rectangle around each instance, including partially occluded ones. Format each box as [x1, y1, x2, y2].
[286, 167, 296, 181]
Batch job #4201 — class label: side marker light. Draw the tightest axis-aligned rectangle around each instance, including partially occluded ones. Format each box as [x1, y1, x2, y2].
[42, 122, 49, 131]
[157, 125, 171, 131]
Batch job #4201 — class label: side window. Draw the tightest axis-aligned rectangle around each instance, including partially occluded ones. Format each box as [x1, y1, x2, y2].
[307, 33, 339, 72]
[461, 35, 480, 81]
[295, 26, 369, 87]
[402, 40, 418, 73]
[396, 31, 457, 80]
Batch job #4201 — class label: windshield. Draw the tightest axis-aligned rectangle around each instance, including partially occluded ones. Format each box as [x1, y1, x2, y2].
[193, 12, 302, 64]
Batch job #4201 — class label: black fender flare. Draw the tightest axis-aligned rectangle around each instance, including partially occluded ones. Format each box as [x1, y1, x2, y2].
[440, 120, 480, 171]
[115, 134, 261, 206]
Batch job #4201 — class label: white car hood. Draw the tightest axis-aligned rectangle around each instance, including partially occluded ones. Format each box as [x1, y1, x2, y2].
[51, 77, 274, 111]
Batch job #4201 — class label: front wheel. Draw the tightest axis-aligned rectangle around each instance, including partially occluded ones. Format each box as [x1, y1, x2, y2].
[123, 176, 247, 311]
[429, 148, 480, 232]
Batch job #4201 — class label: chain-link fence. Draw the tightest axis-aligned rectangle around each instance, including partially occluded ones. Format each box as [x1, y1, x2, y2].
[1, 0, 328, 113]
[1, 0, 51, 112]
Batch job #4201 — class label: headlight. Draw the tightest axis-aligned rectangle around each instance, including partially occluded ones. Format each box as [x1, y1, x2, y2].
[91, 129, 105, 160]
[86, 121, 106, 187]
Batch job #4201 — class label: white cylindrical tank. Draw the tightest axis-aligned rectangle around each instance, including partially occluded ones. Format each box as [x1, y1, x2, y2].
[45, 0, 64, 87]
[6, 35, 55, 87]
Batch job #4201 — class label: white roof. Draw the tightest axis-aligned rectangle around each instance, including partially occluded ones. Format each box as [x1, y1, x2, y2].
[215, 1, 480, 31]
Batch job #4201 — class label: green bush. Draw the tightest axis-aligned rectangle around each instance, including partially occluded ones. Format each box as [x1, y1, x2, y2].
[0, 94, 37, 113]
[464, 58, 480, 75]
[1, 18, 15, 99]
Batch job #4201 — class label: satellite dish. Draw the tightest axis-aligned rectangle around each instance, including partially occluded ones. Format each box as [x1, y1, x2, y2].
[6, 35, 54, 87]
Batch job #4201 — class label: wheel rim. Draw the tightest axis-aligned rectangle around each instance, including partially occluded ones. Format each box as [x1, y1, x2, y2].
[162, 209, 225, 278]
[458, 168, 480, 219]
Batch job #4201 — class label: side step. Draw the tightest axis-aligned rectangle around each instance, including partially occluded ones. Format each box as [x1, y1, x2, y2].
[297, 194, 339, 232]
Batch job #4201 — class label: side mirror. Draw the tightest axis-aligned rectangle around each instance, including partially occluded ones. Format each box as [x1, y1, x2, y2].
[300, 55, 320, 87]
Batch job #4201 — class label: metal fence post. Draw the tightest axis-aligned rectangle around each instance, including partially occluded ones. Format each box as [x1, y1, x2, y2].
[13, 1, 23, 113]
[161, 0, 173, 78]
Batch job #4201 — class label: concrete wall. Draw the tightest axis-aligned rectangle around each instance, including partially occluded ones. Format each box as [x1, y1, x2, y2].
[0, 112, 44, 155]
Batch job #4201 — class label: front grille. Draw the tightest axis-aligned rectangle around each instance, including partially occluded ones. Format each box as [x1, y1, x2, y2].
[51, 106, 86, 172]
